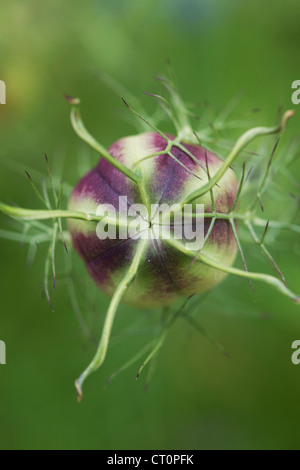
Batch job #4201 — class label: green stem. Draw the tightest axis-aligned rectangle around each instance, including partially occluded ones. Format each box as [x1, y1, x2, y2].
[252, 217, 300, 234]
[75, 238, 148, 401]
[165, 238, 300, 304]
[158, 77, 194, 140]
[0, 229, 50, 244]
[246, 220, 286, 285]
[136, 330, 167, 379]
[123, 100, 206, 174]
[69, 101, 140, 184]
[105, 342, 153, 387]
[137, 296, 193, 379]
[0, 203, 132, 227]
[165, 207, 300, 235]
[181, 110, 295, 205]
[199, 251, 300, 303]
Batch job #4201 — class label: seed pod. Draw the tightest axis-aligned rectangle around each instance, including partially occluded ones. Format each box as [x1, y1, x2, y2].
[0, 91, 297, 399]
[68, 132, 238, 309]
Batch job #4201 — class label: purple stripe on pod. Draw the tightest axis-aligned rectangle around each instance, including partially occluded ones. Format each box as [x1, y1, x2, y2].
[87, 238, 135, 289]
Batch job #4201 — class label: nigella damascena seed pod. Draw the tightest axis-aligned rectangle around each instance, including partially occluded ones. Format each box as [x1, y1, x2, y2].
[68, 132, 238, 309]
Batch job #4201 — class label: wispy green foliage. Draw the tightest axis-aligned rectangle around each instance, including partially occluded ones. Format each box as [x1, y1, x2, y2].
[0, 73, 299, 399]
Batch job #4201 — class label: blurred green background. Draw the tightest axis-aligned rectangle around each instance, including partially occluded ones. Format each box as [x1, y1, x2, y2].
[1, 0, 300, 450]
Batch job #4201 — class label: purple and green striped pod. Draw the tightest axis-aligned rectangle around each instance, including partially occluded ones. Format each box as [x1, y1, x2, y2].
[68, 132, 238, 309]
